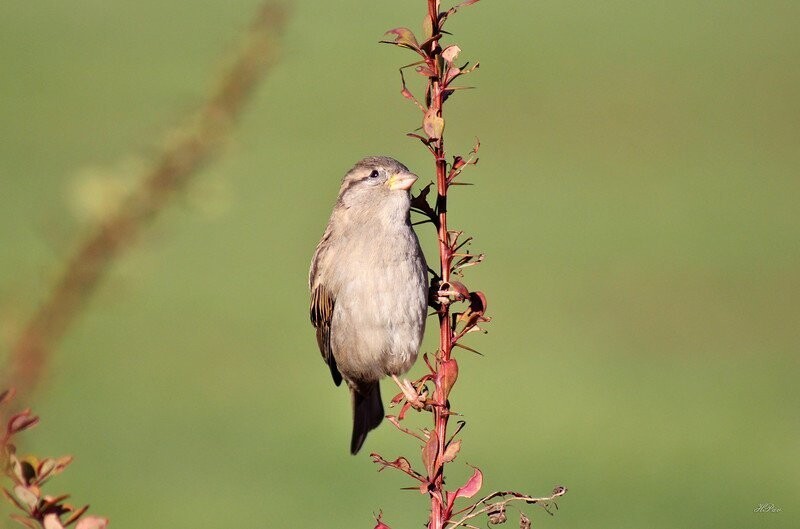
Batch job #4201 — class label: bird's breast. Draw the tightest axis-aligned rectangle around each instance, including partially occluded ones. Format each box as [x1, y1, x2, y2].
[329, 225, 427, 383]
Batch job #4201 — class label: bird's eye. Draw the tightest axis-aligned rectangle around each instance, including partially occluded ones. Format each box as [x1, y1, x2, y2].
[368, 170, 380, 179]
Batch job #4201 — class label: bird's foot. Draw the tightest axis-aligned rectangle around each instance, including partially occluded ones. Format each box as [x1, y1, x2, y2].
[391, 374, 426, 410]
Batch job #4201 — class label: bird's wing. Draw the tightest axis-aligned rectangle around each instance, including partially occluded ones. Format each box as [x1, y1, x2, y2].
[309, 232, 343, 387]
[310, 283, 342, 386]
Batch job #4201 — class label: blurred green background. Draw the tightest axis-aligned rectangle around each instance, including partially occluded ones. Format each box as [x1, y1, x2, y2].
[1, 1, 798, 528]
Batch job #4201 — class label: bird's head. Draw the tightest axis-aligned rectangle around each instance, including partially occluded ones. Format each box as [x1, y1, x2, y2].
[335, 157, 418, 215]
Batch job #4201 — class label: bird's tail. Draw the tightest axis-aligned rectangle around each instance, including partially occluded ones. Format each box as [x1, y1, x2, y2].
[350, 382, 384, 454]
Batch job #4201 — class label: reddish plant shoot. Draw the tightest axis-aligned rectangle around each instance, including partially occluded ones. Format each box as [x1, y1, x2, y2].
[1, 389, 109, 529]
[373, 2, 567, 528]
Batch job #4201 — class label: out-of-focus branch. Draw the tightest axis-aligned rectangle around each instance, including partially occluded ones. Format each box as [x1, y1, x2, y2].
[2, 3, 286, 405]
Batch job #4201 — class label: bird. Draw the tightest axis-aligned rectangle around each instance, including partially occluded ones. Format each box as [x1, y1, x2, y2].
[309, 156, 428, 454]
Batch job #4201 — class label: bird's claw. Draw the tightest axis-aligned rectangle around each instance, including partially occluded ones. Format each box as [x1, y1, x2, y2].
[391, 375, 426, 410]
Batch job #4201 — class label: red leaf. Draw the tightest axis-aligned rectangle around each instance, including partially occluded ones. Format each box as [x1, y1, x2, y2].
[406, 133, 433, 146]
[444, 66, 461, 85]
[446, 281, 470, 300]
[37, 459, 55, 480]
[396, 400, 413, 421]
[421, 430, 439, 479]
[8, 454, 25, 484]
[75, 516, 108, 529]
[422, 15, 433, 39]
[423, 108, 445, 139]
[43, 514, 65, 529]
[52, 456, 74, 476]
[415, 64, 436, 77]
[442, 45, 461, 64]
[436, 359, 459, 400]
[423, 352, 436, 373]
[370, 454, 426, 482]
[7, 410, 39, 435]
[397, 67, 426, 112]
[64, 504, 90, 526]
[454, 467, 483, 500]
[388, 457, 412, 473]
[13, 485, 38, 511]
[441, 439, 462, 463]
[41, 494, 70, 508]
[381, 27, 422, 54]
[469, 291, 488, 314]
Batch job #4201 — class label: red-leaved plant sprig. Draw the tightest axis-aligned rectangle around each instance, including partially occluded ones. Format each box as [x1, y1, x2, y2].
[1, 389, 108, 529]
[372, 2, 567, 528]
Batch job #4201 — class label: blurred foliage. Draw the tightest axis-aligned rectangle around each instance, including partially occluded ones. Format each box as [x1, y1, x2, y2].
[1, 390, 108, 529]
[1, 1, 798, 528]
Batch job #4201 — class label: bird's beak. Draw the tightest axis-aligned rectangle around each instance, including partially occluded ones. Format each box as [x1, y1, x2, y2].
[387, 172, 418, 191]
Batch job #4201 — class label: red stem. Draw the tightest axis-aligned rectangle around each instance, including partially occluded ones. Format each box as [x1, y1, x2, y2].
[426, 2, 452, 528]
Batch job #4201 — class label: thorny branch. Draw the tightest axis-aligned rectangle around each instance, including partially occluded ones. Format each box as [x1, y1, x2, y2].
[375, 1, 566, 528]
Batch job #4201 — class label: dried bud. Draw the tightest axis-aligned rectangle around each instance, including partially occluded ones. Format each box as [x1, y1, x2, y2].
[487, 503, 507, 525]
[519, 512, 531, 529]
[552, 485, 568, 497]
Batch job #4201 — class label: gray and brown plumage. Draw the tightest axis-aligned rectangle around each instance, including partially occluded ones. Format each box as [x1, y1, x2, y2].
[309, 156, 427, 454]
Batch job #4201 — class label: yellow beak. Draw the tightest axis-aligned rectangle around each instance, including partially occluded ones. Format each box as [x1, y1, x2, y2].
[387, 173, 418, 191]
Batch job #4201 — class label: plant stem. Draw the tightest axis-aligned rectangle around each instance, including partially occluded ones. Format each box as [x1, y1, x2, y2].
[427, 1, 452, 528]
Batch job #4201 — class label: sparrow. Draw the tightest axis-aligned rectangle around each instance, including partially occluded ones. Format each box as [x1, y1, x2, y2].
[309, 156, 428, 454]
